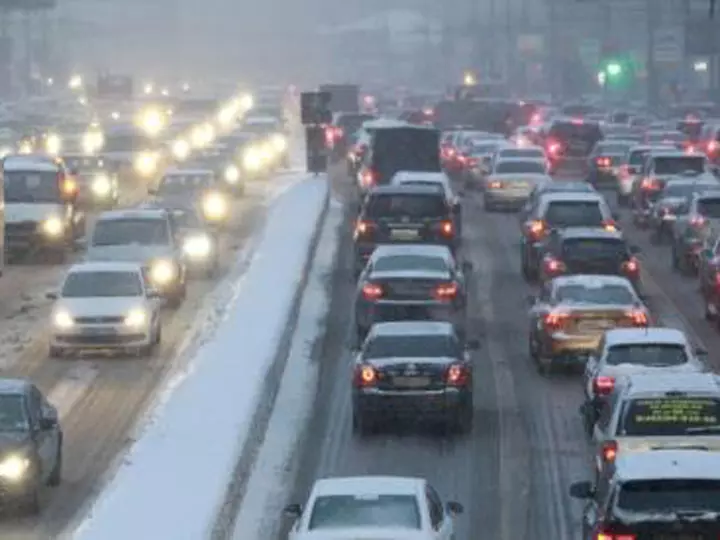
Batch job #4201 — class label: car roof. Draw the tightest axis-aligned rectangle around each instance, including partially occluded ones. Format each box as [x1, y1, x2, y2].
[312, 476, 423, 497]
[604, 327, 688, 347]
[3, 154, 60, 172]
[96, 208, 168, 221]
[498, 146, 544, 152]
[540, 191, 605, 203]
[390, 171, 450, 185]
[556, 227, 623, 240]
[614, 450, 720, 482]
[665, 178, 716, 187]
[368, 321, 456, 338]
[648, 150, 694, 158]
[163, 168, 214, 176]
[551, 274, 634, 289]
[367, 185, 444, 196]
[370, 244, 453, 261]
[539, 182, 595, 193]
[623, 372, 720, 399]
[67, 261, 143, 274]
[0, 378, 30, 396]
[495, 157, 546, 164]
[628, 144, 675, 153]
[694, 189, 720, 199]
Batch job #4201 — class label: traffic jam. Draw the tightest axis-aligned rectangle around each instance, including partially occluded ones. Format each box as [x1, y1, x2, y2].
[283, 94, 720, 539]
[0, 75, 293, 522]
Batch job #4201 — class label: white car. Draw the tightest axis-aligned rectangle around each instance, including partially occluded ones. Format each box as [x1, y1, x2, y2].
[285, 476, 463, 540]
[47, 261, 162, 357]
[484, 158, 551, 211]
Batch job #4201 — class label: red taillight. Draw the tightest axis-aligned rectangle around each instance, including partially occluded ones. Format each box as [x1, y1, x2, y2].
[547, 140, 561, 156]
[686, 145, 696, 154]
[438, 220, 454, 237]
[467, 157, 478, 167]
[354, 219, 375, 237]
[544, 311, 569, 332]
[361, 283, 383, 300]
[354, 364, 378, 387]
[596, 531, 635, 540]
[488, 180, 502, 189]
[527, 220, 546, 240]
[640, 177, 658, 190]
[619, 164, 630, 177]
[601, 440, 619, 463]
[690, 215, 706, 228]
[530, 113, 541, 125]
[625, 308, 648, 326]
[360, 169, 376, 188]
[543, 256, 566, 275]
[622, 257, 640, 276]
[433, 282, 458, 300]
[445, 363, 470, 386]
[602, 220, 618, 232]
[596, 156, 611, 167]
[709, 140, 719, 154]
[593, 376, 615, 396]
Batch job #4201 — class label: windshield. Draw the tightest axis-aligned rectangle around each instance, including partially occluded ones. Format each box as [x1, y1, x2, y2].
[549, 122, 602, 142]
[596, 143, 632, 155]
[104, 134, 152, 152]
[562, 238, 628, 259]
[170, 209, 202, 228]
[469, 143, 499, 155]
[606, 343, 687, 367]
[663, 183, 704, 199]
[365, 194, 447, 219]
[618, 479, 720, 514]
[495, 161, 545, 174]
[556, 283, 634, 304]
[698, 198, 720, 218]
[364, 334, 459, 359]
[0, 394, 28, 432]
[308, 494, 421, 530]
[401, 181, 448, 196]
[629, 150, 649, 166]
[374, 255, 448, 273]
[62, 271, 142, 298]
[544, 183, 594, 195]
[655, 156, 705, 175]
[500, 149, 544, 160]
[4, 171, 59, 203]
[620, 397, 720, 436]
[158, 175, 214, 195]
[648, 132, 685, 143]
[64, 157, 105, 171]
[545, 201, 604, 227]
[91, 218, 169, 247]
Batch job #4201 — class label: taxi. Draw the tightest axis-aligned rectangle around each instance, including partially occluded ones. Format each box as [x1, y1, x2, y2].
[589, 372, 720, 478]
[527, 274, 649, 374]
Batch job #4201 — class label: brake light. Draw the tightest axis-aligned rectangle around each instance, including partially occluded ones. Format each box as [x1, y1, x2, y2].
[438, 220, 454, 237]
[595, 531, 634, 540]
[489, 180, 502, 189]
[596, 157, 611, 167]
[361, 283, 383, 300]
[422, 107, 434, 117]
[601, 440, 618, 463]
[543, 256, 566, 275]
[467, 157, 478, 167]
[715, 272, 720, 288]
[603, 220, 617, 232]
[641, 177, 658, 190]
[530, 112, 542, 125]
[360, 169, 376, 188]
[527, 220, 546, 240]
[709, 140, 719, 153]
[571, 117, 584, 125]
[354, 219, 375, 237]
[433, 282, 458, 300]
[445, 363, 469, 386]
[622, 257, 640, 275]
[547, 140, 561, 156]
[686, 145, 696, 154]
[544, 311, 569, 332]
[593, 376, 615, 396]
[690, 215, 706, 228]
[354, 364, 378, 387]
[324, 128, 334, 147]
[61, 175, 77, 196]
[625, 308, 648, 326]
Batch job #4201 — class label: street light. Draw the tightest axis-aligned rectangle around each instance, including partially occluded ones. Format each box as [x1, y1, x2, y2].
[463, 71, 477, 86]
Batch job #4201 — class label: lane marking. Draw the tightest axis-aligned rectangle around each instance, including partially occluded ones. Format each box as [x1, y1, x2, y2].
[47, 361, 100, 420]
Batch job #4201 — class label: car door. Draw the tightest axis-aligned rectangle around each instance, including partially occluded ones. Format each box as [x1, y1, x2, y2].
[28, 387, 53, 479]
[583, 339, 605, 399]
[426, 486, 452, 539]
[582, 475, 611, 539]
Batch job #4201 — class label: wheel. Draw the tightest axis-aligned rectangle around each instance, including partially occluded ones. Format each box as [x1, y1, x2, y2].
[47, 444, 62, 486]
[537, 355, 553, 375]
[453, 401, 473, 434]
[166, 284, 186, 309]
[48, 346, 63, 359]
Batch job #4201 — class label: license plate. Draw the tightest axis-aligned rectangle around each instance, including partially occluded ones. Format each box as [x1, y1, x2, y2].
[82, 327, 117, 336]
[577, 320, 612, 332]
[393, 376, 430, 388]
[390, 229, 420, 240]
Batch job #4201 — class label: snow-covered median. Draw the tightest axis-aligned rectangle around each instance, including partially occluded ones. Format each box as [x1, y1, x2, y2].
[73, 174, 329, 540]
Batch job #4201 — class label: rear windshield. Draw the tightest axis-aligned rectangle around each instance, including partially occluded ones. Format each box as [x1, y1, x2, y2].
[628, 150, 649, 166]
[373, 255, 448, 273]
[620, 397, 720, 437]
[337, 114, 375, 134]
[495, 161, 545, 174]
[662, 183, 709, 199]
[655, 156, 705, 175]
[499, 149, 544, 159]
[596, 143, 631, 155]
[544, 201, 603, 227]
[365, 194, 447, 219]
[648, 132, 684, 143]
[309, 494, 421, 530]
[562, 238, 627, 259]
[678, 121, 704, 139]
[469, 143, 499, 155]
[549, 122, 602, 142]
[698, 198, 720, 218]
[556, 283, 635, 305]
[617, 479, 720, 514]
[364, 334, 459, 359]
[606, 343, 687, 367]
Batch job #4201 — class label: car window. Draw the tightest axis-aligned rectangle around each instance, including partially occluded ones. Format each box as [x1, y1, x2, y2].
[364, 334, 460, 359]
[400, 180, 448, 196]
[544, 201, 604, 227]
[618, 397, 720, 436]
[562, 238, 627, 260]
[495, 161, 545, 174]
[0, 393, 29, 432]
[91, 218, 170, 247]
[373, 254, 449, 273]
[62, 271, 143, 298]
[654, 156, 704, 175]
[4, 171, 60, 203]
[308, 494, 421, 530]
[698, 198, 720, 218]
[628, 150, 648, 166]
[555, 283, 634, 305]
[365, 194, 447, 219]
[617, 479, 720, 514]
[499, 149, 544, 159]
[605, 343, 687, 367]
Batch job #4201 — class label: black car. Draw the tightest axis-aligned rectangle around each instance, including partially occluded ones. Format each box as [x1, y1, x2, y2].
[648, 177, 718, 244]
[0, 378, 62, 514]
[543, 117, 603, 174]
[586, 140, 634, 189]
[163, 204, 219, 278]
[352, 321, 478, 434]
[353, 185, 458, 274]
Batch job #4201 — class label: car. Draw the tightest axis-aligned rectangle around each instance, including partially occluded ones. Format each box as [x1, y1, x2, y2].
[648, 176, 717, 242]
[483, 158, 550, 211]
[586, 139, 635, 189]
[538, 228, 642, 291]
[0, 378, 62, 514]
[520, 192, 616, 280]
[643, 129, 686, 147]
[541, 117, 603, 173]
[580, 328, 707, 436]
[571, 449, 720, 538]
[284, 475, 464, 539]
[389, 171, 462, 235]
[62, 154, 119, 210]
[85, 208, 187, 307]
[518, 180, 595, 222]
[168, 205, 219, 278]
[672, 189, 720, 277]
[47, 261, 162, 357]
[489, 144, 547, 171]
[353, 185, 458, 274]
[328, 112, 376, 159]
[352, 321, 477, 433]
[528, 274, 649, 374]
[587, 372, 720, 477]
[615, 144, 675, 206]
[461, 139, 504, 188]
[354, 244, 469, 340]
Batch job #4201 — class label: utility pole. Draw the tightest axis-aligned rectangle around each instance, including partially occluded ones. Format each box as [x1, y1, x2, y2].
[505, 0, 513, 87]
[646, 0, 658, 109]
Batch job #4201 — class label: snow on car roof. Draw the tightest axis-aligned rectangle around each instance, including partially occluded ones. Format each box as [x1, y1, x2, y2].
[3, 154, 60, 172]
[624, 372, 720, 399]
[312, 476, 423, 497]
[615, 450, 720, 482]
[369, 321, 456, 338]
[604, 327, 688, 347]
[557, 227, 623, 240]
[98, 208, 168, 221]
[551, 274, 634, 289]
[164, 168, 213, 177]
[370, 244, 453, 261]
[390, 171, 450, 185]
[67, 261, 143, 274]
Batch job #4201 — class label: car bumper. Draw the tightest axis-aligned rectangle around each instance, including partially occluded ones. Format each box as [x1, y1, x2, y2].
[6, 229, 67, 252]
[541, 331, 603, 360]
[354, 387, 470, 419]
[484, 190, 531, 207]
[589, 168, 617, 187]
[356, 302, 464, 331]
[51, 326, 152, 350]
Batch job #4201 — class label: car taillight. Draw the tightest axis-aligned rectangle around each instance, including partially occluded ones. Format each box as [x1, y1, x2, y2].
[324, 128, 334, 147]
[714, 272, 720, 289]
[360, 169, 376, 188]
[596, 156, 611, 167]
[354, 364, 378, 387]
[361, 283, 383, 300]
[686, 145, 697, 154]
[690, 215, 706, 228]
[543, 256, 566, 275]
[354, 219, 376, 237]
[601, 440, 618, 463]
[433, 282, 458, 301]
[640, 177, 658, 190]
[595, 530, 634, 540]
[438, 220, 454, 237]
[547, 140, 561, 156]
[445, 363, 470, 386]
[527, 220, 546, 240]
[602, 220, 618, 232]
[622, 257, 640, 276]
[625, 308, 648, 326]
[488, 180, 502, 189]
[544, 311, 569, 332]
[709, 140, 719, 154]
[593, 376, 615, 396]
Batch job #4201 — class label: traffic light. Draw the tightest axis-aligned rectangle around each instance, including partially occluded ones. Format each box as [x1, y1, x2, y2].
[598, 57, 633, 89]
[606, 62, 622, 77]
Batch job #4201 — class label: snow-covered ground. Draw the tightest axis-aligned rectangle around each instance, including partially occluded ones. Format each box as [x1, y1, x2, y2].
[73, 174, 329, 540]
[229, 197, 341, 540]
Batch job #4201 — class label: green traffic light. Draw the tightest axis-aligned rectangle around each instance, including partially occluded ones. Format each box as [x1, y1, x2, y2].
[606, 62, 622, 77]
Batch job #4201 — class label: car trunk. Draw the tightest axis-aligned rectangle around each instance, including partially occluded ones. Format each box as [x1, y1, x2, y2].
[371, 271, 449, 301]
[561, 305, 637, 334]
[369, 356, 451, 390]
[373, 216, 448, 244]
[371, 127, 441, 185]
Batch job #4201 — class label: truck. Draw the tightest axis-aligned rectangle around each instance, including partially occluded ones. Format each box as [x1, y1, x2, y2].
[319, 84, 360, 114]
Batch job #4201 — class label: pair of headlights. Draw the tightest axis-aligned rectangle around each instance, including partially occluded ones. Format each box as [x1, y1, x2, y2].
[202, 192, 228, 221]
[134, 152, 159, 176]
[182, 234, 212, 259]
[53, 307, 149, 329]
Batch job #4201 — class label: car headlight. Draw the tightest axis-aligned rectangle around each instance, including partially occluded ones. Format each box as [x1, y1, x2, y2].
[53, 310, 74, 329]
[172, 139, 190, 161]
[42, 216, 64, 237]
[240, 94, 253, 110]
[149, 259, 177, 285]
[45, 134, 61, 155]
[271, 134, 287, 153]
[0, 455, 30, 481]
[183, 234, 212, 258]
[243, 150, 262, 171]
[224, 165, 240, 184]
[124, 308, 148, 327]
[134, 152, 157, 176]
[202, 192, 228, 220]
[91, 174, 112, 196]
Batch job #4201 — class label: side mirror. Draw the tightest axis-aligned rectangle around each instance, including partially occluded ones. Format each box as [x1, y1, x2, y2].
[283, 503, 302, 518]
[466, 339, 481, 350]
[45, 291, 57, 300]
[446, 501, 464, 514]
[569, 481, 594, 500]
[461, 260, 473, 273]
[39, 413, 57, 430]
[695, 346, 708, 357]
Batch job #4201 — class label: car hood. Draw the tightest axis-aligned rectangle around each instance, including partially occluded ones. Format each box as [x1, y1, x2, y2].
[293, 529, 433, 540]
[0, 431, 32, 454]
[85, 245, 174, 264]
[6, 203, 63, 224]
[55, 297, 145, 317]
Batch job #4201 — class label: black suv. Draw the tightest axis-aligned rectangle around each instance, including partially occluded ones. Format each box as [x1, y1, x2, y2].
[353, 185, 458, 275]
[543, 118, 603, 174]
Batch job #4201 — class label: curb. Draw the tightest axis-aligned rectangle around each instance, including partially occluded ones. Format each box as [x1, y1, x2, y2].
[210, 176, 330, 538]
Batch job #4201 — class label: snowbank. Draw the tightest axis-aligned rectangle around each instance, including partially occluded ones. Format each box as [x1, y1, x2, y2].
[73, 174, 329, 540]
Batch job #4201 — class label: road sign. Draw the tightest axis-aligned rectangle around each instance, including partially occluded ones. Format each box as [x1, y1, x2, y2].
[653, 27, 684, 63]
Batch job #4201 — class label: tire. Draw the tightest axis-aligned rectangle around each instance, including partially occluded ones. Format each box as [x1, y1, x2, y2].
[167, 284, 186, 309]
[454, 401, 473, 434]
[537, 355, 553, 375]
[154, 323, 162, 345]
[47, 444, 62, 487]
[47, 249, 66, 264]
